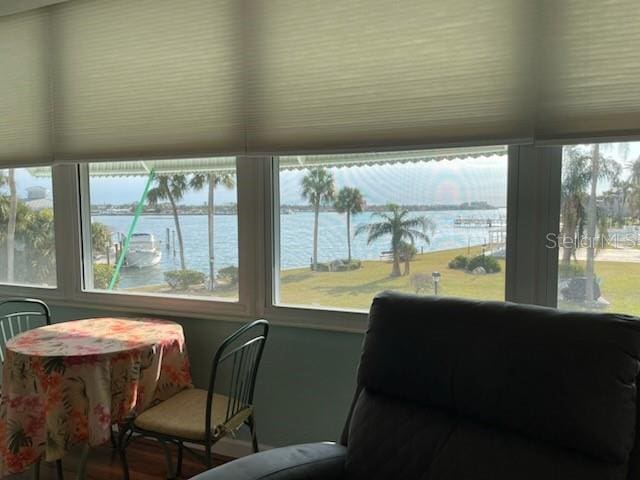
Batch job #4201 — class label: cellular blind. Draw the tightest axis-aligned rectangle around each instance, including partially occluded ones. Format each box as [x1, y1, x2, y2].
[3, 0, 640, 167]
[536, 0, 640, 143]
[0, 9, 52, 167]
[50, 0, 243, 162]
[246, 0, 536, 154]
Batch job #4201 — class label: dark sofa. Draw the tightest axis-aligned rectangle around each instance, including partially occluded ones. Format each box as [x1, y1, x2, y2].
[194, 292, 640, 480]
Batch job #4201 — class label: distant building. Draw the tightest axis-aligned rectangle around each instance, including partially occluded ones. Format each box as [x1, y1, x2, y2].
[26, 186, 48, 200]
[24, 186, 53, 211]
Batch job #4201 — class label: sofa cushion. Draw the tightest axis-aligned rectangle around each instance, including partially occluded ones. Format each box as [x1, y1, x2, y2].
[356, 292, 640, 463]
[346, 389, 629, 480]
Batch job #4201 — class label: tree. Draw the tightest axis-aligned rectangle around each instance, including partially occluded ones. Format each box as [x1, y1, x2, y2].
[333, 187, 365, 263]
[398, 241, 417, 276]
[560, 147, 590, 265]
[301, 167, 335, 271]
[584, 144, 620, 302]
[627, 156, 640, 219]
[22, 208, 56, 284]
[147, 175, 189, 270]
[355, 204, 434, 277]
[0, 169, 18, 282]
[91, 221, 112, 257]
[190, 172, 235, 289]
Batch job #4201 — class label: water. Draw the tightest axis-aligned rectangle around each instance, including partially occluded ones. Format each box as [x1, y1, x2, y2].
[94, 208, 506, 288]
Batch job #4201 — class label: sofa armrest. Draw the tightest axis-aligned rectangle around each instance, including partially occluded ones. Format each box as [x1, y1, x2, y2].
[192, 442, 347, 480]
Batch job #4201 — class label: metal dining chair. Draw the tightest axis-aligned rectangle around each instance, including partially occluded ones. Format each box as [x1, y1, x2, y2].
[0, 298, 65, 480]
[119, 319, 269, 479]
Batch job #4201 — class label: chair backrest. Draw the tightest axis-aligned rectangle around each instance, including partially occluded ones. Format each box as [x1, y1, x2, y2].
[342, 292, 640, 480]
[0, 298, 51, 363]
[206, 319, 269, 439]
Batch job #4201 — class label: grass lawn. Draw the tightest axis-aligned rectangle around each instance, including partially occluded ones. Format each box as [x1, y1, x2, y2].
[559, 258, 640, 317]
[279, 246, 505, 311]
[124, 246, 640, 317]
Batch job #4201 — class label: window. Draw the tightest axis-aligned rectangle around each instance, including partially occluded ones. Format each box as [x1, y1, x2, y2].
[273, 147, 509, 311]
[82, 158, 239, 301]
[0, 167, 56, 287]
[556, 142, 640, 316]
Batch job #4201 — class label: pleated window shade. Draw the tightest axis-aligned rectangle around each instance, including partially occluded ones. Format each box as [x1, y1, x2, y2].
[0, 9, 52, 167]
[536, 0, 640, 143]
[2, 0, 640, 166]
[51, 0, 243, 162]
[247, 0, 536, 154]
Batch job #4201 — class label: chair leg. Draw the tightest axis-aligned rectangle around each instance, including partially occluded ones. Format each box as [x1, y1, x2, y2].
[204, 441, 212, 470]
[110, 425, 117, 450]
[55, 459, 65, 480]
[76, 443, 90, 480]
[247, 414, 259, 453]
[176, 442, 184, 477]
[32, 459, 41, 480]
[117, 424, 131, 480]
[160, 439, 177, 480]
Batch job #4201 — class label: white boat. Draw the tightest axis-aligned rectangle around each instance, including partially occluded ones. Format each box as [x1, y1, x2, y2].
[124, 233, 162, 268]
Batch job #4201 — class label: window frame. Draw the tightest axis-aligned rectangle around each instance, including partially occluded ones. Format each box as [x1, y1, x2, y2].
[0, 146, 568, 331]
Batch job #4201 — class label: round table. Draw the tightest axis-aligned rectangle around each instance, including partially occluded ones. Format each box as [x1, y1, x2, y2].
[0, 317, 192, 476]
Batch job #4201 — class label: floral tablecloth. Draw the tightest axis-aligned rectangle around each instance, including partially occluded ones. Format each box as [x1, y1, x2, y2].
[0, 317, 192, 475]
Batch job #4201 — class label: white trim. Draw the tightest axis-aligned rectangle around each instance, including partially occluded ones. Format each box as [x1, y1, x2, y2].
[1, 146, 571, 333]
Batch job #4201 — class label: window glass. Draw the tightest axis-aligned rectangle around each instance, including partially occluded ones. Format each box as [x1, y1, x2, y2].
[85, 158, 238, 301]
[274, 147, 508, 310]
[556, 142, 640, 315]
[0, 167, 57, 287]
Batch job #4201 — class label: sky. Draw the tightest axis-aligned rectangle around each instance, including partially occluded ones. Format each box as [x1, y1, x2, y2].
[8, 142, 640, 207]
[12, 155, 509, 207]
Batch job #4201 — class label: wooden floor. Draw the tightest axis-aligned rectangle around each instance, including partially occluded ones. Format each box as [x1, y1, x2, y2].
[6, 439, 230, 480]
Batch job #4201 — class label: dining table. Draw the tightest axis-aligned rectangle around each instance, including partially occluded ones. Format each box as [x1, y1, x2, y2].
[0, 317, 192, 478]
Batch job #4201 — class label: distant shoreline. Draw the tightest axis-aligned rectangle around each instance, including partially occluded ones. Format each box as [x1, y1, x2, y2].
[91, 202, 505, 216]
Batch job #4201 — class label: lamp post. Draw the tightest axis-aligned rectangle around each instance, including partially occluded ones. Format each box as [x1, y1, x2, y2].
[432, 271, 441, 295]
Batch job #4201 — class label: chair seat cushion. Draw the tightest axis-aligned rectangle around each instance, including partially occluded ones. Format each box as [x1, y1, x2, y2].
[134, 388, 252, 441]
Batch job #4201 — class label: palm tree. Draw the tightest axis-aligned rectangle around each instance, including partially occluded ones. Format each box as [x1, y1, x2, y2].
[301, 167, 335, 271]
[23, 208, 56, 284]
[147, 174, 189, 270]
[584, 144, 620, 302]
[627, 156, 640, 219]
[355, 204, 434, 277]
[333, 187, 364, 263]
[0, 169, 18, 282]
[398, 241, 417, 276]
[560, 147, 590, 265]
[190, 172, 235, 289]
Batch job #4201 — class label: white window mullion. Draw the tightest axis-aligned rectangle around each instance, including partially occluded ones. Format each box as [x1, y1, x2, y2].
[51, 163, 83, 300]
[236, 156, 263, 317]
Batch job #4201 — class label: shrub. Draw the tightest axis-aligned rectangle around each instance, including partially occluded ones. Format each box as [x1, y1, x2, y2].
[448, 255, 469, 270]
[217, 265, 239, 285]
[314, 262, 331, 272]
[93, 263, 118, 289]
[329, 259, 362, 272]
[558, 262, 584, 280]
[467, 254, 501, 274]
[164, 269, 206, 290]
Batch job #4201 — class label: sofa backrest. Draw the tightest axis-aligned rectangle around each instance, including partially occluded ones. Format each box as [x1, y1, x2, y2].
[344, 292, 640, 480]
